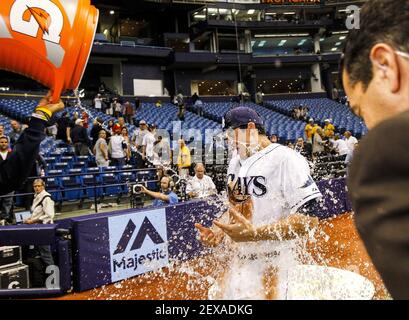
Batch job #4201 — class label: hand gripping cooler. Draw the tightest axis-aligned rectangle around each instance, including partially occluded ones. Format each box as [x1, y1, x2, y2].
[0, 0, 99, 102]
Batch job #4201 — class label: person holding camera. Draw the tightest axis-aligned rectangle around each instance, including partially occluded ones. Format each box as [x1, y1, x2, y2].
[138, 176, 178, 207]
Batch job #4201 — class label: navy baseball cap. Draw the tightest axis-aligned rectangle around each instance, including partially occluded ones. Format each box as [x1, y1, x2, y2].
[224, 107, 264, 129]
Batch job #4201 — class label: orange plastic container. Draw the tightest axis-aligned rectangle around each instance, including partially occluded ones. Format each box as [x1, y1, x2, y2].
[0, 0, 99, 102]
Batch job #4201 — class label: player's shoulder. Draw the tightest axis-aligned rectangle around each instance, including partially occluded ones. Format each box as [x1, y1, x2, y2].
[265, 144, 306, 164]
[280, 146, 310, 173]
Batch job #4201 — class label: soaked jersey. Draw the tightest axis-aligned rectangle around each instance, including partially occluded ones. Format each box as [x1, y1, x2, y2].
[227, 143, 322, 227]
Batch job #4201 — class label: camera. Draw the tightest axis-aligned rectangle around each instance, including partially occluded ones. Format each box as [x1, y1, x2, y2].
[132, 184, 144, 194]
[129, 183, 146, 209]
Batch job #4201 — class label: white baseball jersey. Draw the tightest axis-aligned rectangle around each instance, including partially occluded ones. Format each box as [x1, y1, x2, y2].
[220, 143, 322, 299]
[227, 143, 322, 227]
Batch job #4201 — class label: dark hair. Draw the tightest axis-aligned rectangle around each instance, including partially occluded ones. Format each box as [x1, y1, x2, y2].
[0, 136, 8, 142]
[342, 0, 409, 90]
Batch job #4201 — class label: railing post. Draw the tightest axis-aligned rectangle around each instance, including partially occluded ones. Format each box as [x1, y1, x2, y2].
[93, 173, 98, 213]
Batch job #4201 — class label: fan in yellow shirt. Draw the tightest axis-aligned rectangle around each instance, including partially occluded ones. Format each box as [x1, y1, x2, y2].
[177, 139, 191, 179]
[305, 118, 319, 142]
[324, 119, 335, 138]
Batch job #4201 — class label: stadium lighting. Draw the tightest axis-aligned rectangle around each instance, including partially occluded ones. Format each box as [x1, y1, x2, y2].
[255, 34, 308, 38]
[335, 42, 342, 46]
[284, 12, 296, 15]
[258, 41, 266, 47]
[331, 47, 338, 51]
[247, 10, 255, 15]
[194, 15, 206, 19]
[298, 39, 307, 46]
[109, 10, 115, 15]
[339, 36, 346, 40]
[278, 40, 287, 46]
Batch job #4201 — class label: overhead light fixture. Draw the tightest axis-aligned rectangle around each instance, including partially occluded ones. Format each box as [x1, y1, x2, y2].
[278, 40, 287, 46]
[258, 41, 266, 47]
[251, 41, 255, 46]
[320, 38, 325, 42]
[208, 8, 218, 14]
[255, 33, 308, 38]
[284, 12, 296, 15]
[331, 47, 338, 51]
[265, 12, 277, 15]
[335, 42, 342, 46]
[298, 39, 307, 46]
[194, 15, 206, 19]
[109, 10, 115, 15]
[339, 36, 346, 40]
[247, 9, 255, 15]
[332, 31, 349, 35]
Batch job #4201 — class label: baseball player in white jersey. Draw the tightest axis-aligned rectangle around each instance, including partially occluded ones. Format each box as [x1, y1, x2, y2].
[195, 107, 322, 299]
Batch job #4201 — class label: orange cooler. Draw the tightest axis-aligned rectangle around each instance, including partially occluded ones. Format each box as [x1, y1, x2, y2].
[0, 0, 99, 102]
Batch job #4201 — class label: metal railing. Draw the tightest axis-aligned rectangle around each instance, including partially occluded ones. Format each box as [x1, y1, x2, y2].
[0, 167, 159, 217]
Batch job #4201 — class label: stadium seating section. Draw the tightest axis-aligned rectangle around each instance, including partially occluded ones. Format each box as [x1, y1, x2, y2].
[0, 95, 366, 206]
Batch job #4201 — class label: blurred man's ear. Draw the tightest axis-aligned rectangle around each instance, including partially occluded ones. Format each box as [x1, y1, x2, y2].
[370, 43, 400, 93]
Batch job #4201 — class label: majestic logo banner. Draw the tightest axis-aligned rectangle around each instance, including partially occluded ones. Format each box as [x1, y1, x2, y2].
[108, 208, 169, 283]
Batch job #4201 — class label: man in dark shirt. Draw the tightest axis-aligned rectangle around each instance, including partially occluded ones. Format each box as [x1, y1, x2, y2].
[90, 117, 106, 147]
[0, 93, 64, 195]
[342, 0, 409, 299]
[71, 119, 90, 156]
[56, 111, 71, 143]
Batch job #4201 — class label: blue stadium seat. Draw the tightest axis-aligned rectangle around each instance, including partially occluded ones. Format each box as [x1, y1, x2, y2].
[61, 176, 83, 201]
[102, 173, 122, 196]
[118, 172, 134, 193]
[45, 177, 62, 202]
[54, 162, 70, 172]
[82, 174, 103, 199]
[103, 166, 117, 173]
[87, 167, 101, 174]
[72, 162, 87, 171]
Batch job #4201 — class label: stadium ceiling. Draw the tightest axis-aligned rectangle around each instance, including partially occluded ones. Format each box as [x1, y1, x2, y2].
[91, 0, 202, 12]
